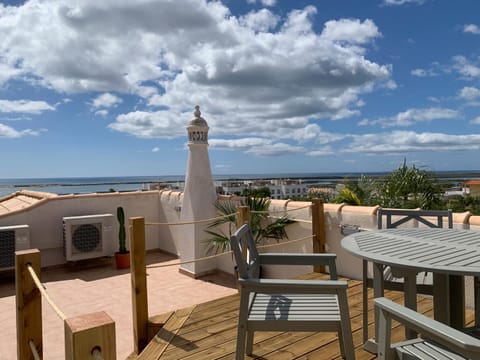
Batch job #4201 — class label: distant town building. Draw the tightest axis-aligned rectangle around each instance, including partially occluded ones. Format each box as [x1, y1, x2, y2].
[219, 179, 308, 199]
[464, 180, 480, 196]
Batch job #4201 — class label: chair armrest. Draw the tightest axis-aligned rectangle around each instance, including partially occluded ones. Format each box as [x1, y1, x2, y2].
[259, 253, 336, 266]
[238, 278, 348, 294]
[258, 253, 338, 279]
[375, 297, 480, 355]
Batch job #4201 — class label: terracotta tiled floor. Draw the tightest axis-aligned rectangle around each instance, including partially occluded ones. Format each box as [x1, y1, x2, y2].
[0, 252, 237, 360]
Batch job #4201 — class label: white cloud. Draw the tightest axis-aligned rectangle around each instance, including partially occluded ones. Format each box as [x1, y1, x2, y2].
[471, 116, 480, 124]
[464, 24, 480, 35]
[0, 123, 43, 138]
[458, 86, 480, 100]
[359, 107, 460, 127]
[0, 99, 54, 114]
[321, 18, 381, 44]
[109, 110, 186, 139]
[1, 1, 390, 142]
[152, 147, 160, 152]
[344, 131, 480, 154]
[246, 0, 276, 6]
[382, 0, 426, 5]
[308, 146, 335, 156]
[209, 137, 305, 156]
[453, 56, 480, 78]
[92, 93, 122, 109]
[239, 9, 279, 32]
[95, 109, 108, 117]
[411, 68, 437, 77]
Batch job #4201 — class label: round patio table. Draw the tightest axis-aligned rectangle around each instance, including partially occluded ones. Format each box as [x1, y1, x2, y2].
[341, 227, 480, 351]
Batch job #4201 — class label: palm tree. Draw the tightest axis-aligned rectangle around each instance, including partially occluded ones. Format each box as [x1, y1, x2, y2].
[204, 197, 295, 254]
[375, 159, 443, 209]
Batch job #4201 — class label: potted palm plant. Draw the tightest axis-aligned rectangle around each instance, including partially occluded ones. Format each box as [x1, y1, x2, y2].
[114, 206, 130, 269]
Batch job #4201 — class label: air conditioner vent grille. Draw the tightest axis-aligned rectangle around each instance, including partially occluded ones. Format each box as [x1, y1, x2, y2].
[71, 223, 101, 254]
[0, 230, 15, 267]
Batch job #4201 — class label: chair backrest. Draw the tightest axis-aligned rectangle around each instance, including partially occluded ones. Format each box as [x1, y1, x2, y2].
[230, 223, 260, 280]
[377, 208, 453, 229]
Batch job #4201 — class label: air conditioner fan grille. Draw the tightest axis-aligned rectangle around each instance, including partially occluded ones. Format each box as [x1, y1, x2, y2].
[71, 224, 101, 253]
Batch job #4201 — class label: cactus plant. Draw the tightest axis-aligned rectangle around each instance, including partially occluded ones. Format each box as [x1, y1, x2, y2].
[117, 206, 128, 254]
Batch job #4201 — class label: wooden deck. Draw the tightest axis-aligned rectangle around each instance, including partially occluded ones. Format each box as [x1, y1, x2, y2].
[130, 273, 475, 360]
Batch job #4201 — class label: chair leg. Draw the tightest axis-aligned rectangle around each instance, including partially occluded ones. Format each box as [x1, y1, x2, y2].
[338, 291, 355, 360]
[246, 330, 254, 355]
[236, 325, 246, 360]
[338, 330, 345, 358]
[362, 259, 369, 344]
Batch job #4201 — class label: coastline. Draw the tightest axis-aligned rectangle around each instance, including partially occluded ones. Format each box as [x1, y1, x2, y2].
[1, 170, 479, 199]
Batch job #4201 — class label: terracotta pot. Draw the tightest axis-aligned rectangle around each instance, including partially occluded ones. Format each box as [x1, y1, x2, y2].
[115, 252, 130, 269]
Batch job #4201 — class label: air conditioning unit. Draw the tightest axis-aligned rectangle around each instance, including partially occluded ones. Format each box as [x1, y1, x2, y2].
[63, 214, 114, 261]
[0, 225, 30, 269]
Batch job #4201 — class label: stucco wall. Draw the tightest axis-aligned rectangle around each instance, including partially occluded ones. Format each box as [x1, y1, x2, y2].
[0, 191, 165, 267]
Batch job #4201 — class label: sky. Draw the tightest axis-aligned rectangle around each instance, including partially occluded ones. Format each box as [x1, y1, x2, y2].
[1, 0, 480, 178]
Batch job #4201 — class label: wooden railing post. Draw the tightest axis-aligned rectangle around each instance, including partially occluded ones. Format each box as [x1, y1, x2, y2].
[64, 312, 116, 360]
[130, 217, 148, 354]
[16, 249, 42, 360]
[312, 199, 326, 273]
[236, 206, 251, 258]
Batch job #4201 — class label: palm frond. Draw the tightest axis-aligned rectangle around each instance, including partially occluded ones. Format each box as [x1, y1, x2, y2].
[203, 229, 230, 255]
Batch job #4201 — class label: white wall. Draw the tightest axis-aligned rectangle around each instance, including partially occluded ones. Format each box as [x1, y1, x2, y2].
[0, 191, 164, 267]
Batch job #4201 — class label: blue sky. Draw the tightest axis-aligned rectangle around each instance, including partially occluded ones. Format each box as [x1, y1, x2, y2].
[1, 0, 480, 178]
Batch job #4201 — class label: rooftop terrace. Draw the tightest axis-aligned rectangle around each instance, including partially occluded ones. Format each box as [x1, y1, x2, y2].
[5, 255, 476, 359]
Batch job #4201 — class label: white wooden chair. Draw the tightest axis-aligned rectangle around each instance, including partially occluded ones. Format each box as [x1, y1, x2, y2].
[230, 223, 355, 360]
[362, 208, 453, 344]
[375, 297, 480, 359]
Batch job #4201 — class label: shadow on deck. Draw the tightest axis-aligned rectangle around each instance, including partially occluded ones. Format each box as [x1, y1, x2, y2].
[128, 273, 475, 360]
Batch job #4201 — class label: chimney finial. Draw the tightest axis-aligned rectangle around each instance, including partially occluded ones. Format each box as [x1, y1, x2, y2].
[194, 105, 201, 118]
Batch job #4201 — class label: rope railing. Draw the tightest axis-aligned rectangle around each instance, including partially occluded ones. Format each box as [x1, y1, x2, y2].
[251, 203, 312, 214]
[144, 203, 311, 227]
[28, 340, 41, 360]
[92, 346, 104, 360]
[145, 212, 236, 226]
[27, 264, 67, 321]
[145, 234, 315, 269]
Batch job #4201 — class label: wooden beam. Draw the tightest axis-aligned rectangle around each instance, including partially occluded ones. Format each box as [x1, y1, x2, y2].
[130, 217, 149, 354]
[15, 249, 42, 360]
[312, 199, 325, 273]
[64, 311, 116, 360]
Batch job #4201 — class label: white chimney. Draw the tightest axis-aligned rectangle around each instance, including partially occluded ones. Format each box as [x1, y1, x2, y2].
[179, 106, 217, 277]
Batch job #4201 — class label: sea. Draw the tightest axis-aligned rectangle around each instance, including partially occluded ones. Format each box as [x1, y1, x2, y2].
[1, 171, 480, 199]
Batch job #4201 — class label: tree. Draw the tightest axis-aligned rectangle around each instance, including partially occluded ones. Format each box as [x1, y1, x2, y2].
[241, 186, 271, 198]
[374, 160, 443, 209]
[204, 197, 295, 254]
[334, 175, 377, 205]
[447, 195, 480, 215]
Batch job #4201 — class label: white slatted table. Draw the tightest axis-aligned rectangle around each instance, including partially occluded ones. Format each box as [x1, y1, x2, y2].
[341, 228, 480, 351]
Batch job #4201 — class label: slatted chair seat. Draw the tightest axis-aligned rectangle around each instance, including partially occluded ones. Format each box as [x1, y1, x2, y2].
[375, 297, 480, 360]
[231, 224, 355, 359]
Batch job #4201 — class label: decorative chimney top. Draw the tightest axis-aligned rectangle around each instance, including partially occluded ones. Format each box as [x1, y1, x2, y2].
[187, 105, 208, 144]
[189, 105, 208, 127]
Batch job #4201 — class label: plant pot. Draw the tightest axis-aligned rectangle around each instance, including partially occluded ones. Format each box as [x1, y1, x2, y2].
[115, 252, 130, 269]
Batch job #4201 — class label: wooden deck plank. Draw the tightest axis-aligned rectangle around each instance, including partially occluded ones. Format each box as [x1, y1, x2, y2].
[133, 274, 475, 360]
